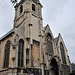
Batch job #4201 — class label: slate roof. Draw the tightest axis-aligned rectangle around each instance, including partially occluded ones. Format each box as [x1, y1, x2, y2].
[43, 26, 47, 32]
[54, 37, 58, 43]
[43, 26, 46, 31]
[71, 63, 75, 71]
[0, 29, 14, 41]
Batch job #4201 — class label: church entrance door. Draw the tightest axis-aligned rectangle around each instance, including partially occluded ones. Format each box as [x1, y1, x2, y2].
[50, 58, 59, 75]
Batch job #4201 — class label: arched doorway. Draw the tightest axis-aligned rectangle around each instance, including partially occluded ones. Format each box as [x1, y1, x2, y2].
[50, 58, 59, 75]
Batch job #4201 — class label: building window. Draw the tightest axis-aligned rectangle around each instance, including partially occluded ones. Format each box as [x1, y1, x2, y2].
[32, 4, 35, 11]
[18, 39, 24, 67]
[26, 49, 29, 66]
[60, 42, 66, 64]
[20, 5, 23, 13]
[3, 40, 10, 68]
[47, 33, 53, 54]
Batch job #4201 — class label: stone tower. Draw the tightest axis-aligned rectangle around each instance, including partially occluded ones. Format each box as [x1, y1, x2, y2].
[13, 0, 44, 74]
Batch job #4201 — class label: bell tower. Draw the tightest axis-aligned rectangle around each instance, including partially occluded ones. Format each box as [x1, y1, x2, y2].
[14, 0, 43, 41]
[13, 0, 44, 74]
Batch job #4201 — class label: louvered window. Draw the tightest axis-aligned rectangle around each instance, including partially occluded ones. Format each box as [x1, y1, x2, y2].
[20, 5, 23, 13]
[32, 4, 35, 11]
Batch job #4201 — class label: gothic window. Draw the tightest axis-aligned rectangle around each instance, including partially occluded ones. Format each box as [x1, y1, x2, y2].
[32, 4, 35, 11]
[3, 40, 10, 68]
[47, 33, 53, 54]
[18, 39, 24, 67]
[20, 5, 23, 13]
[60, 42, 66, 64]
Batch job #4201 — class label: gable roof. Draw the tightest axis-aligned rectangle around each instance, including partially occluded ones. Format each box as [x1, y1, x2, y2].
[43, 24, 50, 32]
[0, 29, 14, 41]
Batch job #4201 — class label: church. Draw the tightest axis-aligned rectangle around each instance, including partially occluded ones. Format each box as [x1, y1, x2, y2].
[0, 0, 72, 75]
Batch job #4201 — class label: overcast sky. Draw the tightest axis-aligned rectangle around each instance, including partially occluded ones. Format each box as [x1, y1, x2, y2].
[0, 0, 75, 63]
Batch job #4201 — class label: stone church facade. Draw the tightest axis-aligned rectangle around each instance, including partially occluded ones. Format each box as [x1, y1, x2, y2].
[0, 0, 72, 75]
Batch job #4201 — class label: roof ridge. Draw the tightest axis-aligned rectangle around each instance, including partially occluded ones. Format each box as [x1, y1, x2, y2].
[0, 29, 14, 41]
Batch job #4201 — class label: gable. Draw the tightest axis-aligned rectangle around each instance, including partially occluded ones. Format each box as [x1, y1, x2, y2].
[43, 24, 54, 40]
[57, 33, 67, 50]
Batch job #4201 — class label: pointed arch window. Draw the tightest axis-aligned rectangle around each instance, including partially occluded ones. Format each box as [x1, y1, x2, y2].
[47, 33, 53, 54]
[60, 42, 66, 64]
[18, 39, 24, 67]
[20, 5, 23, 13]
[3, 40, 10, 68]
